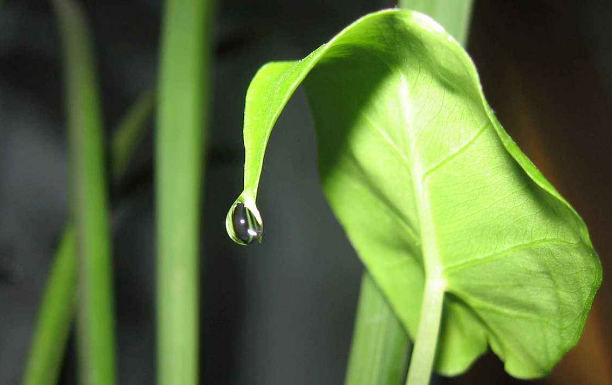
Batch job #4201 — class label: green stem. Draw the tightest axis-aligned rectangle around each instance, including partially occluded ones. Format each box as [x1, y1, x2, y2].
[345, 273, 411, 385]
[405, 279, 445, 385]
[155, 0, 214, 384]
[21, 89, 154, 385]
[52, 0, 116, 384]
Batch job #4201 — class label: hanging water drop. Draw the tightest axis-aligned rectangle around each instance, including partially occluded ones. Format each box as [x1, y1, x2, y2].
[230, 202, 263, 245]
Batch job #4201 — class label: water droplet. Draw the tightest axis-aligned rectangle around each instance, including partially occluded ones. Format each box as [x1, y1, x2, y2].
[230, 202, 263, 245]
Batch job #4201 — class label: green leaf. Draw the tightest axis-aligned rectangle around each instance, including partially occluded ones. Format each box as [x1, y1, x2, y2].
[344, 3, 474, 385]
[227, 9, 602, 379]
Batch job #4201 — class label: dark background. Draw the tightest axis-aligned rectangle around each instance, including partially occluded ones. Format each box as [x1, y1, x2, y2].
[0, 0, 610, 384]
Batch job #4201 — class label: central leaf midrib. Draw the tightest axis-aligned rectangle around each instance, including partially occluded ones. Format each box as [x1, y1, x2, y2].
[367, 51, 449, 279]
[398, 71, 443, 279]
[362, 59, 497, 280]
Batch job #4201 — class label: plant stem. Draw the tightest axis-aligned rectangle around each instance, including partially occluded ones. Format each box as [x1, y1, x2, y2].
[21, 89, 154, 385]
[398, 0, 474, 46]
[155, 0, 214, 384]
[405, 279, 445, 385]
[52, 0, 116, 384]
[345, 273, 411, 385]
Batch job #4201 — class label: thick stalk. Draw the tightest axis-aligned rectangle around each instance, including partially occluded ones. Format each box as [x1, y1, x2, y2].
[52, 0, 116, 384]
[405, 278, 445, 385]
[155, 0, 214, 384]
[21, 89, 154, 385]
[345, 273, 411, 385]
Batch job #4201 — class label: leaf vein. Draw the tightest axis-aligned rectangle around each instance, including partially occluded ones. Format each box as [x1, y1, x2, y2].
[444, 238, 580, 274]
[422, 121, 490, 181]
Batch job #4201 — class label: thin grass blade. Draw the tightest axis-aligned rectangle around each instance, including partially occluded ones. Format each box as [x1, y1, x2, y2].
[111, 89, 155, 180]
[52, 1, 116, 383]
[21, 227, 77, 385]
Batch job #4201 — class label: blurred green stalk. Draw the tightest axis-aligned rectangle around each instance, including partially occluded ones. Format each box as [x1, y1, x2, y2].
[398, 0, 474, 47]
[111, 90, 155, 180]
[21, 90, 154, 385]
[155, 0, 214, 384]
[51, 0, 116, 384]
[345, 2, 474, 385]
[345, 273, 411, 385]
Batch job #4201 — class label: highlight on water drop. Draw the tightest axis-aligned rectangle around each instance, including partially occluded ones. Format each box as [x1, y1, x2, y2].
[226, 200, 263, 245]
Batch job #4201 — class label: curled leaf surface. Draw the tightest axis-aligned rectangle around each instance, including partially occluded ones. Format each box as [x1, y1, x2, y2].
[227, 10, 602, 378]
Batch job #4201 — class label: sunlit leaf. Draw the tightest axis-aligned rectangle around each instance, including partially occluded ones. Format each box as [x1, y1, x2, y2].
[226, 10, 602, 379]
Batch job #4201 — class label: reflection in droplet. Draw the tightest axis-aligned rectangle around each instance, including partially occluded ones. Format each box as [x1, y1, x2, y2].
[230, 202, 263, 245]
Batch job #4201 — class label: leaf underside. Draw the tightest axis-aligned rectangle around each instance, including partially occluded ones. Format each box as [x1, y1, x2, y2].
[230, 10, 601, 379]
